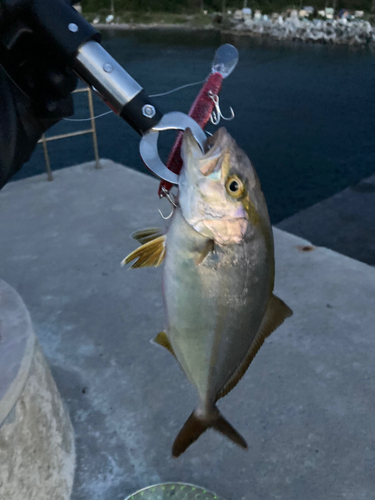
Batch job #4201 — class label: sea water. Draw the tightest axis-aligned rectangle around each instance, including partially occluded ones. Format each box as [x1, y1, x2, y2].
[15, 29, 375, 223]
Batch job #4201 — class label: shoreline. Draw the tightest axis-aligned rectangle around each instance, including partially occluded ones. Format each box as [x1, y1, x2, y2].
[94, 21, 375, 46]
[94, 22, 217, 31]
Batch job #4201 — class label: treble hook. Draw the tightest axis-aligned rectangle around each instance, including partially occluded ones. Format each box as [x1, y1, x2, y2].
[158, 186, 178, 220]
[208, 91, 235, 126]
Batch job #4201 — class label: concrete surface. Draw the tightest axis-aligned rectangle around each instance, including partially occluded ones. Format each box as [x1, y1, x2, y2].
[277, 173, 375, 266]
[0, 279, 35, 425]
[0, 160, 374, 500]
[0, 281, 75, 500]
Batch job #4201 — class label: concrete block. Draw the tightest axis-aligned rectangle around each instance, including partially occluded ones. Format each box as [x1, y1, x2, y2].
[0, 279, 75, 500]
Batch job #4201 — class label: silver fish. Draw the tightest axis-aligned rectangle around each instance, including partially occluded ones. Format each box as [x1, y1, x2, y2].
[123, 127, 292, 457]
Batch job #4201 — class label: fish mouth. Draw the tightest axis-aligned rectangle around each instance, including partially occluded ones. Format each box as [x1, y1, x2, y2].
[199, 128, 233, 177]
[204, 127, 232, 156]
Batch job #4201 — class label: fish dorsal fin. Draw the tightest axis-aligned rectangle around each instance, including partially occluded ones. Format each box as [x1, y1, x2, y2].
[151, 331, 176, 358]
[131, 227, 164, 245]
[216, 294, 293, 401]
[121, 234, 166, 269]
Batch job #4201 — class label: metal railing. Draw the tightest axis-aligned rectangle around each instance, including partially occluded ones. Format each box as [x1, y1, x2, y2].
[38, 86, 101, 181]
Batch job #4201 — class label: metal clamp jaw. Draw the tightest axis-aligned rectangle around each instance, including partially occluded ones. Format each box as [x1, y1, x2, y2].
[139, 112, 207, 185]
[75, 42, 206, 184]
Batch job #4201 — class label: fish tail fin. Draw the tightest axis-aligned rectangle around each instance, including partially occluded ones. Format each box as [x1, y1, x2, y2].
[172, 411, 207, 458]
[172, 407, 247, 458]
[212, 411, 248, 450]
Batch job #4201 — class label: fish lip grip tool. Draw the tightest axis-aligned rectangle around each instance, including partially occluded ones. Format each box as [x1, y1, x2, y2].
[139, 112, 207, 186]
[77, 40, 238, 186]
[0, 1, 202, 145]
[0, 0, 237, 184]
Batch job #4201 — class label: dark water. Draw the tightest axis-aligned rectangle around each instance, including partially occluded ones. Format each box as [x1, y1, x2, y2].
[13, 30, 375, 223]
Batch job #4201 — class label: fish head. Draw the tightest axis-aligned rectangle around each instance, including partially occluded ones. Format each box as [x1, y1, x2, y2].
[179, 127, 262, 245]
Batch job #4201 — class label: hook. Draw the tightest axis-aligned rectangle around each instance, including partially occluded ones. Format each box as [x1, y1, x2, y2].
[158, 207, 174, 220]
[160, 186, 178, 207]
[208, 91, 235, 126]
[158, 186, 178, 219]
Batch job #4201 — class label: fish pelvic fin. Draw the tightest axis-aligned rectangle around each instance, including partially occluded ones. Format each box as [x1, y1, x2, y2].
[172, 407, 248, 458]
[217, 293, 293, 401]
[121, 234, 166, 268]
[151, 331, 176, 358]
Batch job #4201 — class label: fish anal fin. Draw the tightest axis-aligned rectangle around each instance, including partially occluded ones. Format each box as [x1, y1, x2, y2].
[151, 331, 176, 358]
[194, 239, 215, 266]
[216, 293, 293, 401]
[121, 235, 166, 268]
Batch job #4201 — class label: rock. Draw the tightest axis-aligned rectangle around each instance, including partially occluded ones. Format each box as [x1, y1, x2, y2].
[230, 11, 375, 45]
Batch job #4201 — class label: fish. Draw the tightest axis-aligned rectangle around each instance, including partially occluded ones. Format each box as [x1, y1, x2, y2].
[123, 127, 293, 457]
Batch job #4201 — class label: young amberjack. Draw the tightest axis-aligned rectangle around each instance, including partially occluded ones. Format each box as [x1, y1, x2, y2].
[123, 127, 293, 457]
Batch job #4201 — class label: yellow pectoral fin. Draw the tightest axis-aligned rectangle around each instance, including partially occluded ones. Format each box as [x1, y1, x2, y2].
[216, 294, 293, 401]
[131, 228, 165, 245]
[121, 234, 166, 269]
[151, 331, 176, 358]
[194, 239, 215, 266]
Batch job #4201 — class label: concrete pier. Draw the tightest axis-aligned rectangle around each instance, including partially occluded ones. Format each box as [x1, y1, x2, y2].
[277, 172, 375, 266]
[0, 160, 374, 500]
[0, 280, 75, 500]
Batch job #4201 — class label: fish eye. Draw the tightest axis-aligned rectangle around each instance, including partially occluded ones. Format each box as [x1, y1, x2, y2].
[225, 175, 244, 199]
